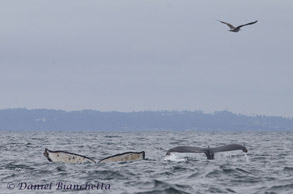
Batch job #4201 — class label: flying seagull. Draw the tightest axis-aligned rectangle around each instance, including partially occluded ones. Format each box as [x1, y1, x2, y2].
[218, 20, 257, 32]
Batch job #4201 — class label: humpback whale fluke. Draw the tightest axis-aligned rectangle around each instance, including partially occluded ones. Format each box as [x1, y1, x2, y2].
[217, 20, 257, 32]
[166, 144, 247, 160]
[99, 151, 145, 163]
[43, 148, 96, 163]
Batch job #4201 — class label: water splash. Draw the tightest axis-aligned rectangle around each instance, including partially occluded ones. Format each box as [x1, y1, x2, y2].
[163, 153, 187, 162]
[244, 153, 250, 162]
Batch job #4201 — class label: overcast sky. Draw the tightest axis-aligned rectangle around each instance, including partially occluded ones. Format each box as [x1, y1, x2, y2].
[0, 0, 292, 117]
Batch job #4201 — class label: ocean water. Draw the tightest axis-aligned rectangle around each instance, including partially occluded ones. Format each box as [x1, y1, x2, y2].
[1, 131, 293, 194]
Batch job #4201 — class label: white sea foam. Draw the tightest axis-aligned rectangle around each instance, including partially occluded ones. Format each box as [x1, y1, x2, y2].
[163, 153, 187, 162]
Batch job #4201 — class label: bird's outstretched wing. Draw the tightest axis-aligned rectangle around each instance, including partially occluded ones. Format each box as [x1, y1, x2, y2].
[236, 20, 258, 29]
[210, 144, 248, 153]
[166, 146, 204, 155]
[217, 20, 236, 30]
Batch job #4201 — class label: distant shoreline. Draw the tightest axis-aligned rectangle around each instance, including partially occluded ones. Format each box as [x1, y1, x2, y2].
[0, 108, 292, 131]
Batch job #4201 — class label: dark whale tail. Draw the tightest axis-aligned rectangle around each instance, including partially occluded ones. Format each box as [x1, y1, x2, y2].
[166, 144, 247, 160]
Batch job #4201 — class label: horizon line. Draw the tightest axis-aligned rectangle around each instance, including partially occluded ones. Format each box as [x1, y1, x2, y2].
[0, 107, 292, 119]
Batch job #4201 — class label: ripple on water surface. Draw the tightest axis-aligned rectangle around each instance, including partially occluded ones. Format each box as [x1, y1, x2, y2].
[0, 131, 293, 194]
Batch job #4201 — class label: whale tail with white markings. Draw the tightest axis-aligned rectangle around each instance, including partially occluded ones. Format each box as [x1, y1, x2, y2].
[98, 151, 145, 163]
[43, 148, 96, 163]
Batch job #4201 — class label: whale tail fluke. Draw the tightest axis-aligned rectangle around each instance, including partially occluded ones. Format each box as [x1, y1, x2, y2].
[43, 148, 96, 164]
[166, 144, 247, 160]
[98, 151, 145, 163]
[210, 144, 248, 153]
[166, 146, 204, 156]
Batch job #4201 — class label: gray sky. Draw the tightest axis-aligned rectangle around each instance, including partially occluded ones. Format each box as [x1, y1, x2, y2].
[1, 0, 293, 117]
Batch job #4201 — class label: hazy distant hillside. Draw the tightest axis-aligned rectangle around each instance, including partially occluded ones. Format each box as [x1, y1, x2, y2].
[0, 109, 292, 131]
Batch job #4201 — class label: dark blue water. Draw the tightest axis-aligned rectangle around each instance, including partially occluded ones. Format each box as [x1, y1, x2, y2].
[1, 131, 293, 194]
